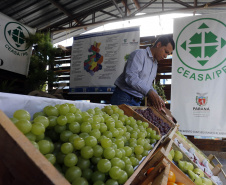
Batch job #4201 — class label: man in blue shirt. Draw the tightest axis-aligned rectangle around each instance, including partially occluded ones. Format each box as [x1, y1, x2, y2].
[110, 35, 175, 111]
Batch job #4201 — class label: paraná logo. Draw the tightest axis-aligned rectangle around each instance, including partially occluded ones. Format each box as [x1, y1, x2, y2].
[4, 22, 30, 52]
[176, 18, 226, 81]
[196, 93, 208, 106]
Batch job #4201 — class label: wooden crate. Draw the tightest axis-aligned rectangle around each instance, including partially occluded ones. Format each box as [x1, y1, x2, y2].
[170, 136, 218, 185]
[126, 140, 195, 185]
[0, 110, 70, 185]
[173, 132, 222, 176]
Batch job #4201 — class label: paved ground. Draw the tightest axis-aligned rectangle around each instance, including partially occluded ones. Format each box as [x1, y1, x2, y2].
[202, 151, 226, 184]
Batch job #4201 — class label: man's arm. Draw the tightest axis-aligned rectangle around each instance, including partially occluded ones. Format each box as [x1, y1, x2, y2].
[147, 89, 165, 111]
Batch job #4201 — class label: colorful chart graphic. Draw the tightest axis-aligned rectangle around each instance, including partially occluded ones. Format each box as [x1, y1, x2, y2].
[84, 41, 103, 76]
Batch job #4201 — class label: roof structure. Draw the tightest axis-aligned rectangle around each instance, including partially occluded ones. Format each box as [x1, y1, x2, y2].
[1, 0, 226, 44]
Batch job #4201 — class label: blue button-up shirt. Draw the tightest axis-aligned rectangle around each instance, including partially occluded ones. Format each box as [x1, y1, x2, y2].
[114, 47, 158, 99]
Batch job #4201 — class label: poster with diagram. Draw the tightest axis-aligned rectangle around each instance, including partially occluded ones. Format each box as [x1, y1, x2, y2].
[69, 27, 140, 94]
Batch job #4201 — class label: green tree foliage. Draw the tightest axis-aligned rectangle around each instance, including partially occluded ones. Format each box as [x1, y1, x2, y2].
[25, 32, 63, 93]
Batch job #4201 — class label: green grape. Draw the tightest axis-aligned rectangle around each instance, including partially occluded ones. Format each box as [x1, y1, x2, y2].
[44, 106, 59, 117]
[103, 147, 115, 159]
[142, 122, 149, 128]
[117, 170, 128, 184]
[119, 148, 126, 158]
[35, 133, 45, 141]
[115, 139, 124, 148]
[93, 115, 102, 123]
[124, 132, 131, 140]
[25, 132, 36, 141]
[31, 122, 45, 135]
[115, 120, 123, 128]
[111, 114, 119, 121]
[130, 156, 139, 167]
[149, 138, 156, 144]
[125, 164, 134, 177]
[109, 166, 121, 180]
[91, 170, 106, 183]
[54, 124, 66, 133]
[73, 137, 85, 150]
[45, 154, 56, 165]
[130, 131, 138, 139]
[134, 145, 144, 155]
[111, 143, 117, 149]
[89, 129, 101, 139]
[122, 156, 132, 165]
[59, 104, 70, 115]
[126, 125, 133, 132]
[136, 154, 143, 161]
[65, 166, 82, 183]
[82, 168, 93, 181]
[81, 146, 94, 159]
[48, 116, 58, 127]
[72, 177, 88, 185]
[91, 156, 102, 164]
[124, 146, 132, 157]
[82, 115, 93, 123]
[91, 122, 100, 129]
[68, 122, 80, 134]
[61, 142, 73, 154]
[105, 179, 119, 185]
[57, 115, 67, 126]
[101, 138, 112, 148]
[64, 153, 78, 167]
[137, 132, 146, 139]
[99, 123, 107, 133]
[69, 134, 79, 143]
[117, 128, 124, 136]
[85, 136, 97, 147]
[97, 158, 111, 173]
[80, 122, 92, 133]
[77, 156, 91, 170]
[66, 113, 76, 124]
[153, 134, 161, 140]
[38, 140, 51, 154]
[68, 104, 77, 113]
[60, 130, 73, 142]
[115, 149, 123, 158]
[93, 145, 103, 157]
[105, 119, 115, 130]
[129, 142, 137, 148]
[103, 131, 113, 138]
[143, 143, 152, 150]
[13, 109, 31, 121]
[118, 115, 126, 123]
[34, 116, 49, 128]
[15, 119, 32, 134]
[79, 132, 89, 139]
[110, 128, 119, 137]
[142, 150, 149, 157]
[74, 113, 83, 124]
[31, 141, 39, 150]
[33, 112, 45, 119]
[137, 138, 145, 146]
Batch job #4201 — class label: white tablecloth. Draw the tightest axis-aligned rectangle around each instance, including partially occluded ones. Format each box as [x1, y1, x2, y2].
[0, 92, 107, 118]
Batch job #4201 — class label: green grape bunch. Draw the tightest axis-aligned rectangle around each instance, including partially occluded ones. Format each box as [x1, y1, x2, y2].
[11, 103, 161, 185]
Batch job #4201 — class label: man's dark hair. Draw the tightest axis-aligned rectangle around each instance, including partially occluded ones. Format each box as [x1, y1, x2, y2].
[153, 35, 175, 50]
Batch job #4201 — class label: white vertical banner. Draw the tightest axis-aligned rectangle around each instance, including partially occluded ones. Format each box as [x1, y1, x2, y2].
[171, 13, 226, 137]
[0, 13, 36, 76]
[69, 27, 140, 94]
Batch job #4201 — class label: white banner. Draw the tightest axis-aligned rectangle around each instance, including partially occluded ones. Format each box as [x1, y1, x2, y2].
[69, 27, 140, 94]
[0, 13, 36, 76]
[171, 13, 226, 137]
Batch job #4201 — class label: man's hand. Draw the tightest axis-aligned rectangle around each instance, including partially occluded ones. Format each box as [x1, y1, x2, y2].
[147, 90, 165, 111]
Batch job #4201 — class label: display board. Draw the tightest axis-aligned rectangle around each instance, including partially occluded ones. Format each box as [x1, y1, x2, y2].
[69, 27, 140, 94]
[0, 13, 36, 76]
[171, 13, 226, 137]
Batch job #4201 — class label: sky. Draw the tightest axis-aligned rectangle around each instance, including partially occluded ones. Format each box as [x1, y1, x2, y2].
[54, 13, 195, 47]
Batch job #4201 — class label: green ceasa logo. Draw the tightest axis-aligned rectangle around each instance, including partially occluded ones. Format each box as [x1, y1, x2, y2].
[176, 18, 226, 81]
[4, 22, 30, 56]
